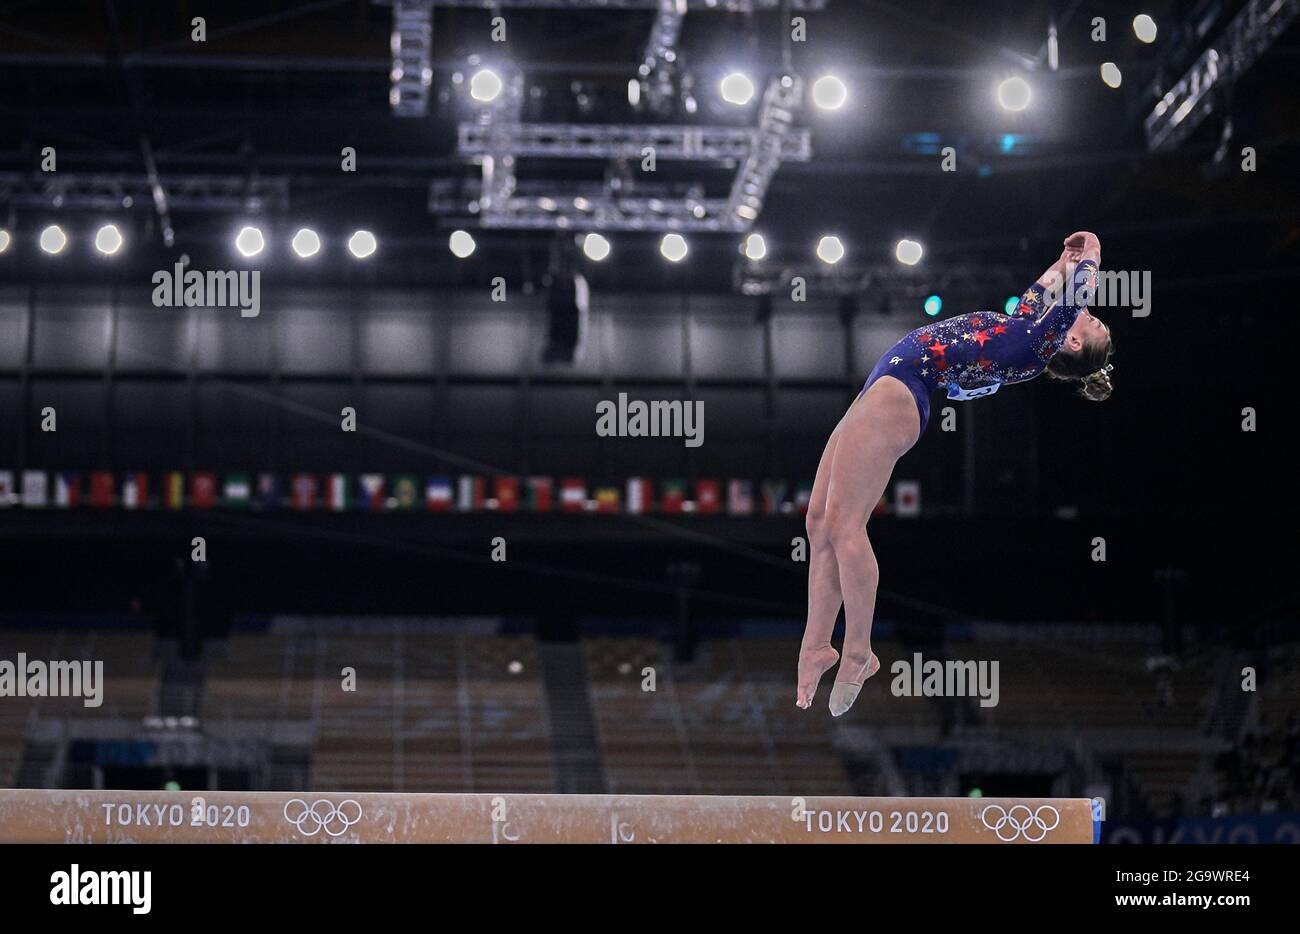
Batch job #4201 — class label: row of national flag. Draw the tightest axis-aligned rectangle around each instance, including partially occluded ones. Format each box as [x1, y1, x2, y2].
[0, 470, 921, 517]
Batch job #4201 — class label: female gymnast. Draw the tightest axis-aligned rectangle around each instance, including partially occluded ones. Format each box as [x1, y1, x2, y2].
[797, 231, 1113, 716]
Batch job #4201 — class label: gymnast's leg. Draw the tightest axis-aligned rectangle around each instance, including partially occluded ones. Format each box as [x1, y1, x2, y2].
[797, 414, 847, 708]
[823, 377, 920, 716]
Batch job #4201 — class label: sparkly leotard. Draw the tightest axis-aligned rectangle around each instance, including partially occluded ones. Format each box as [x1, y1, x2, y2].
[860, 259, 1099, 433]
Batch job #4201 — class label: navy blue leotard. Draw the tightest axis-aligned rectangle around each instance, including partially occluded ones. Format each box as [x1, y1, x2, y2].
[860, 259, 1099, 433]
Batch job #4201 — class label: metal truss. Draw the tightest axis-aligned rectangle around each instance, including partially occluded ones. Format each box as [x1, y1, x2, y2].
[725, 75, 802, 226]
[0, 172, 290, 212]
[390, 0, 435, 117]
[457, 122, 811, 161]
[427, 0, 817, 234]
[1144, 0, 1299, 151]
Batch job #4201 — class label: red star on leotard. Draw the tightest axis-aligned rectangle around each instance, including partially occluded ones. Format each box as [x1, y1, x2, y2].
[978, 357, 994, 370]
[929, 341, 948, 357]
[973, 329, 991, 346]
[1018, 302, 1035, 316]
[992, 323, 1008, 335]
[934, 359, 950, 371]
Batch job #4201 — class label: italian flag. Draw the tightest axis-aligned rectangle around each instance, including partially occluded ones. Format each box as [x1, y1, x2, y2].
[328, 474, 350, 511]
[457, 475, 485, 512]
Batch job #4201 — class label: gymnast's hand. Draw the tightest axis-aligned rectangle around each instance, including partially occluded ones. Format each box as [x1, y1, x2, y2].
[1063, 231, 1101, 265]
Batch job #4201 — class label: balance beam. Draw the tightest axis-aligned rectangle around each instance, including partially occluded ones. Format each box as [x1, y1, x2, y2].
[0, 790, 1095, 843]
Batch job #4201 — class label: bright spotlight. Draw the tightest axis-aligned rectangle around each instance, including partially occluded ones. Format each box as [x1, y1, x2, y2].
[291, 228, 321, 259]
[742, 232, 767, 262]
[996, 76, 1032, 112]
[1133, 14, 1158, 44]
[815, 235, 845, 265]
[39, 225, 68, 255]
[719, 72, 755, 106]
[469, 68, 504, 103]
[811, 75, 848, 111]
[1100, 62, 1122, 89]
[448, 229, 476, 259]
[660, 233, 689, 263]
[582, 233, 611, 262]
[235, 225, 265, 257]
[924, 295, 943, 316]
[0, 229, 9, 254]
[894, 238, 923, 266]
[93, 224, 124, 256]
[347, 230, 377, 259]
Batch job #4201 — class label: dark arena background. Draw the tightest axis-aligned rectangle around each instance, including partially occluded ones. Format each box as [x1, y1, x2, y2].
[0, 0, 1296, 906]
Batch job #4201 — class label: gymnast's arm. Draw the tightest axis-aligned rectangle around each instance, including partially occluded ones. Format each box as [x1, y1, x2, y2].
[1012, 231, 1102, 319]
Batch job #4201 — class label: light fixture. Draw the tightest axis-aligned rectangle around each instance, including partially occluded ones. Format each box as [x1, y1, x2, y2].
[469, 68, 504, 103]
[347, 230, 377, 259]
[291, 228, 321, 258]
[582, 233, 610, 262]
[39, 225, 68, 255]
[660, 233, 688, 262]
[449, 229, 476, 259]
[811, 75, 848, 111]
[996, 76, 1032, 112]
[234, 225, 265, 257]
[742, 233, 767, 262]
[816, 235, 845, 265]
[894, 238, 923, 266]
[719, 72, 755, 106]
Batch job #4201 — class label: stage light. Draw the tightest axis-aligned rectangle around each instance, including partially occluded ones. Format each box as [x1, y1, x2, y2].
[39, 225, 68, 255]
[234, 225, 265, 258]
[582, 232, 611, 262]
[1100, 62, 1122, 89]
[1004, 296, 1019, 314]
[924, 294, 943, 316]
[742, 233, 767, 261]
[996, 76, 1031, 112]
[93, 224, 124, 256]
[816, 235, 845, 265]
[720, 72, 755, 106]
[0, 229, 12, 254]
[811, 75, 848, 111]
[449, 229, 476, 259]
[660, 233, 688, 262]
[1133, 14, 1158, 44]
[347, 230, 377, 259]
[469, 68, 503, 103]
[291, 228, 321, 259]
[894, 238, 923, 266]
[627, 79, 640, 106]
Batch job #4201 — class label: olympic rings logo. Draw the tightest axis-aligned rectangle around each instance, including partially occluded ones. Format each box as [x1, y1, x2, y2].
[283, 798, 363, 838]
[979, 804, 1060, 842]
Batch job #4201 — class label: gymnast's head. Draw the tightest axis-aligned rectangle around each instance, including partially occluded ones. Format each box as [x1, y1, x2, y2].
[1048, 308, 1114, 401]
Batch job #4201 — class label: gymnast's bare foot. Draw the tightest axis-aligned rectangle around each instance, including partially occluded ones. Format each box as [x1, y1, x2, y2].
[828, 651, 880, 717]
[796, 642, 840, 709]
